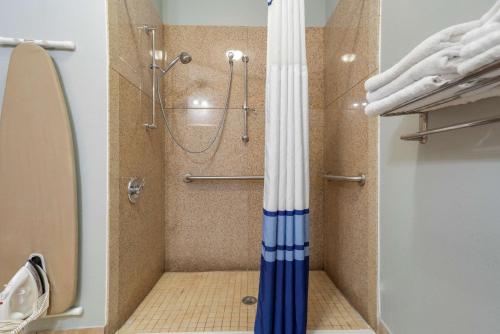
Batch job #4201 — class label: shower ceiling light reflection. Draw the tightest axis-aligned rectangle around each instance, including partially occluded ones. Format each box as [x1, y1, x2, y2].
[350, 101, 367, 109]
[341, 53, 357, 63]
[191, 98, 210, 108]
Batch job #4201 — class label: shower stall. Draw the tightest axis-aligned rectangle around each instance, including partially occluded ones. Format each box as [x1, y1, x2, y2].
[107, 0, 379, 333]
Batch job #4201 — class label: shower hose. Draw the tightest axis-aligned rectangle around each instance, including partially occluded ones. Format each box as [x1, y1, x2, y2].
[157, 60, 234, 154]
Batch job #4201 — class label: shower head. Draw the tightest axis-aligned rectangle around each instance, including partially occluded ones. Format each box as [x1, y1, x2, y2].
[159, 52, 192, 76]
[179, 52, 192, 64]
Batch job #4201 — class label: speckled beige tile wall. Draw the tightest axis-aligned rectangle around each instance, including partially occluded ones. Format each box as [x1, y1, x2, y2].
[163, 26, 325, 271]
[107, 1, 165, 333]
[323, 0, 380, 329]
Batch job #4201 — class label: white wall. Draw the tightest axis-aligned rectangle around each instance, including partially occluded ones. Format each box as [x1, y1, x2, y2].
[0, 0, 108, 330]
[380, 0, 500, 333]
[152, 0, 163, 15]
[161, 0, 338, 27]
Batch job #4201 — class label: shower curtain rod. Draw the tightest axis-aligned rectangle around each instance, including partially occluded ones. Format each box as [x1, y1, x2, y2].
[0, 37, 76, 51]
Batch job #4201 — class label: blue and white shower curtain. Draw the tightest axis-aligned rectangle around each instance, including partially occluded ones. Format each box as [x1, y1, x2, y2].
[255, 0, 310, 333]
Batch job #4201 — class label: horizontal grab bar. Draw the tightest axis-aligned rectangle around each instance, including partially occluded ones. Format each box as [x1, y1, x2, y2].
[184, 173, 366, 186]
[323, 174, 366, 186]
[184, 173, 263, 183]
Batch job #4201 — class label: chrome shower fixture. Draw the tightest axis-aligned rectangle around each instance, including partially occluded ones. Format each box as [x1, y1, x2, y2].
[227, 51, 235, 64]
[156, 52, 192, 76]
[241, 54, 254, 143]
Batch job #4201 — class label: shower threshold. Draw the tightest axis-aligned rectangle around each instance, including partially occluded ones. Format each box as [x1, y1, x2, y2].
[117, 271, 373, 334]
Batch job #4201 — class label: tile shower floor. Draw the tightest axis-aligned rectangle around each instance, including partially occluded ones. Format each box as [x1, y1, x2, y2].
[117, 271, 371, 333]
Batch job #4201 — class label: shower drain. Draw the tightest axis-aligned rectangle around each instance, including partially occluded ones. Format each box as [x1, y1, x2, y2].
[241, 296, 258, 305]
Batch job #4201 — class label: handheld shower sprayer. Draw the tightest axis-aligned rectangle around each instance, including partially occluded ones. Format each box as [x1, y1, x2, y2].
[156, 52, 192, 76]
[227, 51, 234, 64]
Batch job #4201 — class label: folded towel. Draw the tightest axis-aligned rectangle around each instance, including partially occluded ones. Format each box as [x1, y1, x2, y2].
[461, 22, 500, 45]
[479, 0, 500, 23]
[365, 1, 500, 93]
[364, 21, 478, 93]
[367, 46, 461, 103]
[458, 45, 500, 75]
[460, 1, 500, 43]
[369, 68, 500, 115]
[365, 76, 448, 116]
[461, 30, 500, 59]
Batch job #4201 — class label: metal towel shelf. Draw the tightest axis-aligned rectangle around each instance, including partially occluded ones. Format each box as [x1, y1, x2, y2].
[183, 173, 366, 186]
[380, 59, 500, 143]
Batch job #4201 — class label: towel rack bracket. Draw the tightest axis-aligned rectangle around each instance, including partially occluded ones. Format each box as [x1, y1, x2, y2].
[415, 112, 429, 144]
[398, 112, 429, 143]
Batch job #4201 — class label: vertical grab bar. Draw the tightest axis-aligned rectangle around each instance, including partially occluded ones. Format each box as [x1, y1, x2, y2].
[242, 55, 250, 143]
[144, 26, 157, 129]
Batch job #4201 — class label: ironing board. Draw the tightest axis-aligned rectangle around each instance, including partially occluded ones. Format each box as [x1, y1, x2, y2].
[0, 43, 78, 315]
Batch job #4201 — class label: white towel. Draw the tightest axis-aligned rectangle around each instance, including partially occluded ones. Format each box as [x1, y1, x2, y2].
[364, 76, 448, 116]
[461, 22, 500, 45]
[368, 68, 500, 115]
[479, 0, 500, 23]
[460, 1, 500, 43]
[365, 1, 500, 93]
[461, 30, 500, 59]
[458, 45, 500, 75]
[364, 21, 478, 92]
[367, 46, 461, 103]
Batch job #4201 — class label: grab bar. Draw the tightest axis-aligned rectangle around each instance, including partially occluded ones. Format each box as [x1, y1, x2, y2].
[184, 173, 366, 186]
[323, 173, 366, 186]
[184, 173, 263, 183]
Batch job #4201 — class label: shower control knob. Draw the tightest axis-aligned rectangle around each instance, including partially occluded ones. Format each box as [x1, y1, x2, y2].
[128, 178, 145, 204]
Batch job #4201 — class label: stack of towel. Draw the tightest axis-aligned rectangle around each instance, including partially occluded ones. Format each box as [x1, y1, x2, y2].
[365, 1, 500, 117]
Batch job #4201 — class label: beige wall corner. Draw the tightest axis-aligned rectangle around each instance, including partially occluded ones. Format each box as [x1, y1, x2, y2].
[106, 0, 166, 332]
[323, 0, 380, 328]
[378, 321, 392, 334]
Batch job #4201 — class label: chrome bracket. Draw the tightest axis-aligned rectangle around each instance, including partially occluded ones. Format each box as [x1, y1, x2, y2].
[128, 178, 145, 204]
[418, 112, 429, 144]
[139, 24, 157, 34]
[400, 112, 429, 143]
